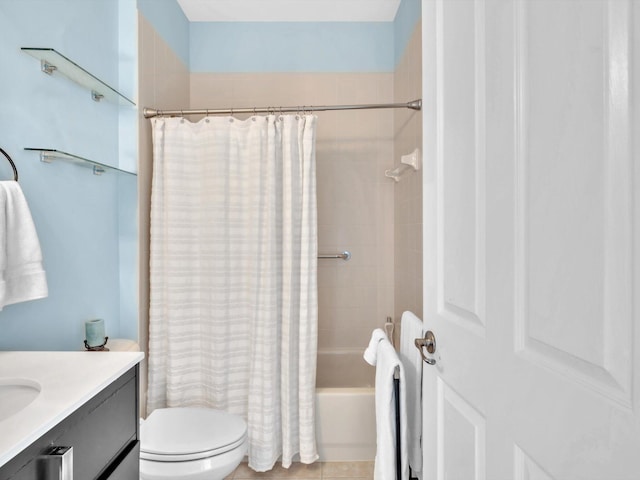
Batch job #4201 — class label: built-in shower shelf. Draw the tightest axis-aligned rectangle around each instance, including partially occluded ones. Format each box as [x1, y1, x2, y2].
[21, 48, 135, 106]
[24, 148, 136, 177]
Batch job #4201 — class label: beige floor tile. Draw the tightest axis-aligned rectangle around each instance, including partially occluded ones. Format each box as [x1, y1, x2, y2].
[233, 461, 323, 478]
[269, 478, 315, 480]
[232, 463, 271, 478]
[273, 462, 322, 478]
[232, 461, 374, 479]
[321, 461, 374, 478]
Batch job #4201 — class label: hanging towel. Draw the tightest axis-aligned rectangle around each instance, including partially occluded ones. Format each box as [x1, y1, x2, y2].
[364, 328, 389, 366]
[0, 181, 48, 309]
[364, 330, 409, 480]
[400, 311, 424, 477]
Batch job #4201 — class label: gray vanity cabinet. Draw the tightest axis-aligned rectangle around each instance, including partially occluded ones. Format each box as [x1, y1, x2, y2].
[0, 366, 139, 480]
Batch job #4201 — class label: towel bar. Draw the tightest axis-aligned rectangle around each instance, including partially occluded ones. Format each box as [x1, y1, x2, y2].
[318, 251, 351, 261]
[0, 148, 18, 181]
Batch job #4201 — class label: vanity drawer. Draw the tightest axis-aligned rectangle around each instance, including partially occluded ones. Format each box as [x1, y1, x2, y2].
[0, 366, 139, 480]
[98, 441, 139, 480]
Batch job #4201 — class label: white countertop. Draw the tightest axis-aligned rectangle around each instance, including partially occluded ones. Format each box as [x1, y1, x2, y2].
[0, 351, 144, 468]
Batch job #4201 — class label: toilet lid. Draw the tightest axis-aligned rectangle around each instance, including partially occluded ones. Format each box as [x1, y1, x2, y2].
[141, 407, 247, 459]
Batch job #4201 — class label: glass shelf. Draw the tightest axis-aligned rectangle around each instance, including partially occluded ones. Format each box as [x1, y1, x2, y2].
[24, 148, 136, 177]
[21, 48, 135, 106]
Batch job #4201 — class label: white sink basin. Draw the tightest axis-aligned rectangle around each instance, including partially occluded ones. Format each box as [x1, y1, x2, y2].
[0, 378, 41, 422]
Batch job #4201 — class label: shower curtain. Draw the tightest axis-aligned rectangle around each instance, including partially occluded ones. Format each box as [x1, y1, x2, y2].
[147, 115, 319, 471]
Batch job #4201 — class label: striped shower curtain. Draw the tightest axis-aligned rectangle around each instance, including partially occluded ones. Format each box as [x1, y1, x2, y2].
[147, 115, 319, 471]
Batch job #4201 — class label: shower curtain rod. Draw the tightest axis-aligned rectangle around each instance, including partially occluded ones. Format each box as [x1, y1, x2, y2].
[143, 99, 422, 119]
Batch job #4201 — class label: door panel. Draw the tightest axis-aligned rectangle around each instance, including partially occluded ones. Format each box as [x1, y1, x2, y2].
[422, 0, 640, 478]
[514, 445, 554, 480]
[514, 0, 633, 407]
[439, 379, 486, 480]
[439, 0, 486, 335]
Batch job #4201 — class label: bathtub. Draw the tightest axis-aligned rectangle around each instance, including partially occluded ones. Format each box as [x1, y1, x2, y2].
[315, 350, 376, 461]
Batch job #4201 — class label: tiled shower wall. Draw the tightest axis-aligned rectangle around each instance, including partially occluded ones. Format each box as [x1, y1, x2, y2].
[189, 73, 396, 354]
[138, 9, 422, 370]
[394, 23, 423, 327]
[137, 13, 190, 413]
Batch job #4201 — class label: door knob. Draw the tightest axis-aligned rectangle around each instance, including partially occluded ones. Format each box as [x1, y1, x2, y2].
[415, 331, 437, 365]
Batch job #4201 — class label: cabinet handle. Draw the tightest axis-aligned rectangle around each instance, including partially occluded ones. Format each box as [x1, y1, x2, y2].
[39, 446, 73, 480]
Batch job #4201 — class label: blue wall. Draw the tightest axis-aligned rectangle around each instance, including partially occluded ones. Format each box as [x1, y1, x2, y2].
[0, 0, 418, 350]
[0, 0, 137, 350]
[140, 0, 420, 73]
[394, 0, 421, 65]
[190, 22, 395, 73]
[137, 0, 190, 67]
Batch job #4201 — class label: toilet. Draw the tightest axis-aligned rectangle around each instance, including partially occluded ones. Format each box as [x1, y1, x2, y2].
[139, 407, 248, 480]
[106, 340, 247, 479]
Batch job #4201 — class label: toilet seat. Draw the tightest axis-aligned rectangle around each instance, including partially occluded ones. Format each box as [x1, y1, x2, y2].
[140, 407, 248, 463]
[141, 434, 247, 462]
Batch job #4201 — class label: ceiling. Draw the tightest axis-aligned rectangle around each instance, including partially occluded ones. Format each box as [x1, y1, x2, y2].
[176, 0, 403, 22]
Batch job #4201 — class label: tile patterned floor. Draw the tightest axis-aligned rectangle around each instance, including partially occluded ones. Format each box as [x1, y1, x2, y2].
[225, 461, 374, 479]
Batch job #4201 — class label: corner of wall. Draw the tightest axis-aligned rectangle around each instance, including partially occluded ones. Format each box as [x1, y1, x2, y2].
[394, 0, 422, 70]
[137, 0, 190, 70]
[393, 12, 423, 322]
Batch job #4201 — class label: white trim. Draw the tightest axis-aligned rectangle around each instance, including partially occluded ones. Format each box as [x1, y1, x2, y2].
[177, 0, 402, 22]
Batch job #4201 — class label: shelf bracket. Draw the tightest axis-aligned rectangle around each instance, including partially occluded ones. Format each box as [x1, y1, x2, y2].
[22, 48, 136, 106]
[41, 60, 57, 75]
[40, 151, 104, 175]
[26, 148, 136, 177]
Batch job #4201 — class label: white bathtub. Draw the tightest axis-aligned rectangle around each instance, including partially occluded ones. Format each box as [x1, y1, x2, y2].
[315, 350, 376, 461]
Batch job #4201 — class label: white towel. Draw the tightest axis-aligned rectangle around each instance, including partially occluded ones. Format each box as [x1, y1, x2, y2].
[365, 331, 409, 480]
[364, 328, 388, 366]
[0, 181, 48, 309]
[400, 311, 423, 477]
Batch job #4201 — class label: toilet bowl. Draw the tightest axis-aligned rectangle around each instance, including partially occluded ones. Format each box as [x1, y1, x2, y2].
[140, 407, 248, 480]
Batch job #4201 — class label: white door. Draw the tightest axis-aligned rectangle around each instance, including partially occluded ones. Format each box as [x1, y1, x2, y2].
[421, 0, 640, 478]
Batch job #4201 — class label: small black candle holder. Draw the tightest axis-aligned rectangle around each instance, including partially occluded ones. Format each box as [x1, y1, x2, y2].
[84, 336, 110, 351]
